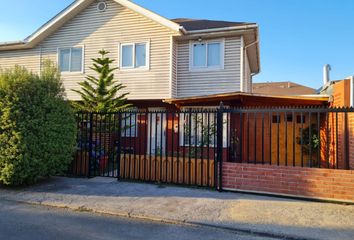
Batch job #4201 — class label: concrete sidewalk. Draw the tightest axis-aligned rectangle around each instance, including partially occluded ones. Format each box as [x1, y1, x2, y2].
[0, 177, 353, 240]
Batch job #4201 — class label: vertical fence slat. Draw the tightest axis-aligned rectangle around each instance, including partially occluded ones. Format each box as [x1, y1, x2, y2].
[317, 112, 321, 168]
[292, 111, 296, 167]
[269, 112, 272, 165]
[194, 111, 198, 185]
[285, 112, 288, 166]
[171, 111, 175, 184]
[301, 112, 304, 167]
[239, 112, 243, 163]
[116, 113, 122, 180]
[344, 112, 350, 170]
[254, 112, 257, 164]
[261, 112, 264, 165]
[217, 104, 224, 192]
[277, 112, 280, 166]
[335, 112, 339, 169]
[309, 112, 312, 168]
[207, 112, 211, 187]
[247, 113, 250, 164]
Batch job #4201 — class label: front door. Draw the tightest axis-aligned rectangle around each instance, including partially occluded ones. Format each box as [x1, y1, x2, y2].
[147, 108, 167, 155]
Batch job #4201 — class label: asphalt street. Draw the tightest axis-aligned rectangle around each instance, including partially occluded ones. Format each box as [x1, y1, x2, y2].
[0, 199, 276, 240]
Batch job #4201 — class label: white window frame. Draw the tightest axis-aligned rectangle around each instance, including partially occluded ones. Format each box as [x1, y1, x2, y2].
[189, 39, 225, 72]
[57, 46, 85, 74]
[179, 106, 229, 148]
[119, 41, 150, 71]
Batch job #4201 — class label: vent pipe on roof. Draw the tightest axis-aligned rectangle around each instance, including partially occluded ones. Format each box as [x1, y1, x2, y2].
[323, 64, 331, 86]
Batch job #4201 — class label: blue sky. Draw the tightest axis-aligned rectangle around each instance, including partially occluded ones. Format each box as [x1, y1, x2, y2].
[0, 0, 353, 89]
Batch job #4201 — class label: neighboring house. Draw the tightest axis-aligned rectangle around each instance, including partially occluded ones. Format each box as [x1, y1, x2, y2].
[0, 0, 260, 104]
[252, 81, 317, 95]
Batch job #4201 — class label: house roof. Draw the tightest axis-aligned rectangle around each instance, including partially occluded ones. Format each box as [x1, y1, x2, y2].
[253, 82, 317, 96]
[172, 18, 255, 31]
[164, 92, 329, 107]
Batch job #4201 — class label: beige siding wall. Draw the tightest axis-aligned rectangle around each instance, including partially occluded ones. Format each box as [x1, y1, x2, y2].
[171, 37, 178, 98]
[0, 47, 41, 72]
[176, 37, 242, 98]
[0, 0, 178, 100]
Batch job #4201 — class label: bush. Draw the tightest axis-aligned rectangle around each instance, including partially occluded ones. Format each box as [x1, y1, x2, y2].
[0, 62, 77, 185]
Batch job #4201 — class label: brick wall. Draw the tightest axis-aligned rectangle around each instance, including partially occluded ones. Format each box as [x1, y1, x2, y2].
[223, 163, 354, 202]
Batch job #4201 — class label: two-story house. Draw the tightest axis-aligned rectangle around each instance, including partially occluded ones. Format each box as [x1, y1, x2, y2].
[0, 0, 260, 108]
[0, 0, 330, 164]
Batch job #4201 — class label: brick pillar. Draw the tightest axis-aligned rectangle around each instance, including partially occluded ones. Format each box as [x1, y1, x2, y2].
[330, 79, 354, 169]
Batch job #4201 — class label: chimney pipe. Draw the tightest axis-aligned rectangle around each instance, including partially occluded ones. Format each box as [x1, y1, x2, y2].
[350, 76, 354, 107]
[323, 64, 331, 86]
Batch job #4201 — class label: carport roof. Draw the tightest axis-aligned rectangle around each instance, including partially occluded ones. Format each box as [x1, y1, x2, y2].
[164, 92, 329, 107]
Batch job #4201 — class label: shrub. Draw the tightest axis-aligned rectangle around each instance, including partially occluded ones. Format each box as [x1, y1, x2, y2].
[72, 50, 132, 112]
[0, 62, 77, 185]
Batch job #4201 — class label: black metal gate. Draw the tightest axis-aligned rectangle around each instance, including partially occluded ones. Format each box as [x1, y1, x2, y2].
[71, 109, 225, 190]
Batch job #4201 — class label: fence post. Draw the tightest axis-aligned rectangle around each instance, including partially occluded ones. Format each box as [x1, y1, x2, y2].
[344, 111, 350, 170]
[88, 113, 94, 178]
[117, 112, 122, 180]
[217, 102, 224, 192]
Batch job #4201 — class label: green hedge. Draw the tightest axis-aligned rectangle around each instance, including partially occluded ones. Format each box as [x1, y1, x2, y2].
[0, 62, 77, 185]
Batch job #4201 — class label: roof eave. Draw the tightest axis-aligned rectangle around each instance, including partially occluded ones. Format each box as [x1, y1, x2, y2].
[0, 0, 184, 51]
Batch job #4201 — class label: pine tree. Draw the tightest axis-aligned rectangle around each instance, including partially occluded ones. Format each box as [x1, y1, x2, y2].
[72, 50, 132, 112]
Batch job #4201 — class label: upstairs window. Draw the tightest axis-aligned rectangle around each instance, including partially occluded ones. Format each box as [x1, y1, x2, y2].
[190, 40, 224, 71]
[58, 47, 83, 72]
[120, 43, 149, 69]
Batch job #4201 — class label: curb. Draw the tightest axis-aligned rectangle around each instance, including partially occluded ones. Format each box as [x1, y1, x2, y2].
[1, 196, 318, 240]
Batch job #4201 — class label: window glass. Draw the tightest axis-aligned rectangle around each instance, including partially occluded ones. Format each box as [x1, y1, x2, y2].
[180, 109, 228, 147]
[122, 45, 133, 68]
[207, 43, 221, 67]
[121, 112, 137, 137]
[193, 43, 206, 67]
[71, 48, 83, 72]
[59, 49, 70, 72]
[135, 43, 146, 67]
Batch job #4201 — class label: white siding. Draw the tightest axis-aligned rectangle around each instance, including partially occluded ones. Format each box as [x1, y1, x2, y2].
[0, 47, 41, 72]
[0, 0, 178, 100]
[176, 37, 242, 98]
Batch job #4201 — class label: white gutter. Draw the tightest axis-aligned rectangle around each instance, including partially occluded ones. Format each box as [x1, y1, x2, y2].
[185, 24, 258, 34]
[0, 40, 26, 46]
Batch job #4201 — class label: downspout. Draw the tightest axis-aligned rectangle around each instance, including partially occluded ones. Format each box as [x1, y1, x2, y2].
[243, 38, 259, 93]
[240, 35, 244, 92]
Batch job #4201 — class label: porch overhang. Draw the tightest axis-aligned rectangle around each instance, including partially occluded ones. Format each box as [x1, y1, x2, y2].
[164, 92, 330, 108]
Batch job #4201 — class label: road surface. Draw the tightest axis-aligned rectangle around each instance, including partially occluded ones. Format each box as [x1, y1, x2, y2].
[0, 199, 277, 240]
